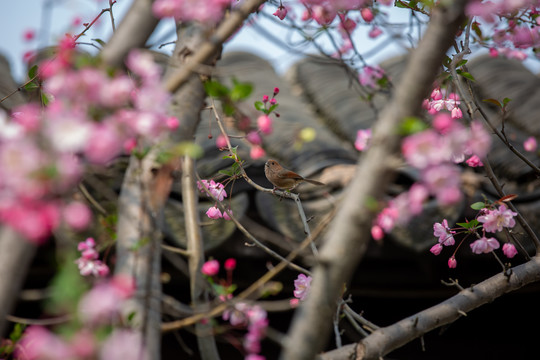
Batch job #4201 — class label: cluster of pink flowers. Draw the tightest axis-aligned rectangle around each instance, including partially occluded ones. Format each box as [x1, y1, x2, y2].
[0, 36, 177, 242]
[223, 302, 268, 360]
[152, 0, 232, 24]
[358, 65, 386, 90]
[298, 0, 392, 25]
[75, 237, 110, 277]
[430, 204, 519, 268]
[423, 88, 462, 119]
[16, 275, 143, 360]
[466, 1, 540, 61]
[197, 179, 233, 220]
[371, 112, 491, 241]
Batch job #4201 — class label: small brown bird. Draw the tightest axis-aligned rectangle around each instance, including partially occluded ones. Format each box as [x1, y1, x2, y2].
[264, 159, 325, 191]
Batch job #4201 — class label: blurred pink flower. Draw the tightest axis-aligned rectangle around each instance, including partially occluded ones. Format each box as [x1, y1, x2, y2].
[470, 236, 500, 254]
[273, 5, 288, 20]
[257, 115, 273, 135]
[293, 274, 312, 301]
[63, 201, 92, 230]
[502, 243, 518, 258]
[100, 330, 149, 360]
[524, 136, 537, 152]
[16, 326, 72, 360]
[201, 259, 220, 276]
[355, 128, 372, 151]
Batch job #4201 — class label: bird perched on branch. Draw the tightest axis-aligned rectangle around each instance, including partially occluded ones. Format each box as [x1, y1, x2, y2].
[264, 159, 324, 191]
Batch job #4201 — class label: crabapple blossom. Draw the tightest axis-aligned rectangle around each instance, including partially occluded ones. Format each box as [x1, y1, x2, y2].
[273, 5, 288, 20]
[466, 155, 483, 167]
[293, 273, 312, 301]
[206, 205, 222, 219]
[478, 204, 517, 233]
[62, 201, 92, 230]
[470, 236, 500, 254]
[75, 237, 110, 277]
[201, 259, 220, 276]
[430, 243, 443, 255]
[216, 134, 228, 148]
[503, 243, 518, 258]
[250, 145, 266, 160]
[15, 326, 73, 360]
[433, 219, 456, 246]
[524, 136, 537, 152]
[224, 258, 237, 271]
[198, 179, 227, 201]
[359, 65, 385, 89]
[355, 128, 372, 151]
[448, 256, 457, 268]
[257, 114, 273, 135]
[368, 26, 383, 39]
[78, 275, 135, 324]
[361, 7, 374, 22]
[100, 330, 149, 360]
[152, 0, 231, 24]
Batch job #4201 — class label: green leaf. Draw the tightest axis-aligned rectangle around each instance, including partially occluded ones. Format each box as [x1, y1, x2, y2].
[230, 81, 253, 101]
[204, 80, 229, 98]
[28, 64, 38, 79]
[24, 81, 39, 91]
[9, 323, 26, 343]
[92, 38, 106, 47]
[502, 97, 512, 106]
[456, 219, 479, 229]
[46, 257, 90, 313]
[470, 202, 486, 210]
[41, 92, 50, 106]
[254, 100, 265, 111]
[458, 71, 475, 82]
[267, 103, 278, 114]
[223, 102, 235, 116]
[398, 116, 428, 135]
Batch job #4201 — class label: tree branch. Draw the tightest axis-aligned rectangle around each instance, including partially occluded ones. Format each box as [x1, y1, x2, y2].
[321, 255, 540, 360]
[280, 1, 469, 359]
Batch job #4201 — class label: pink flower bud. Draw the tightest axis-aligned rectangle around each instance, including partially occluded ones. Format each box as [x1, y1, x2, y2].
[262, 95, 269, 103]
[201, 259, 220, 276]
[430, 243, 443, 255]
[273, 87, 280, 95]
[224, 258, 237, 270]
[166, 116, 180, 130]
[502, 243, 518, 258]
[448, 256, 457, 268]
[216, 134, 228, 148]
[63, 201, 92, 230]
[524, 136, 537, 152]
[206, 206, 222, 219]
[361, 8, 374, 22]
[257, 115, 273, 135]
[371, 225, 384, 241]
[273, 5, 288, 20]
[250, 145, 266, 160]
[246, 131, 262, 145]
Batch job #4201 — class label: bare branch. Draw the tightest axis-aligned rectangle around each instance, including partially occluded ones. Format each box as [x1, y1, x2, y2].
[321, 255, 540, 360]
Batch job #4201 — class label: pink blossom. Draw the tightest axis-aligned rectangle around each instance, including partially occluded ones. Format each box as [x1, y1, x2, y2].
[216, 134, 229, 148]
[273, 87, 280, 95]
[355, 128, 372, 151]
[402, 130, 444, 169]
[470, 236, 500, 254]
[198, 180, 227, 201]
[84, 123, 123, 164]
[524, 136, 537, 152]
[478, 204, 517, 233]
[201, 259, 220, 276]
[22, 28, 35, 41]
[422, 164, 462, 205]
[433, 219, 456, 246]
[75, 237, 110, 277]
[502, 243, 518, 258]
[224, 258, 237, 270]
[368, 26, 383, 39]
[371, 225, 384, 240]
[78, 275, 134, 324]
[1, 200, 60, 243]
[448, 256, 457, 268]
[257, 115, 273, 135]
[206, 206, 222, 219]
[126, 49, 160, 82]
[361, 8, 374, 22]
[273, 5, 288, 20]
[374, 205, 399, 233]
[152, 0, 230, 24]
[223, 302, 248, 326]
[222, 208, 233, 220]
[16, 326, 73, 360]
[62, 201, 92, 230]
[293, 273, 312, 301]
[359, 65, 385, 89]
[466, 155, 483, 167]
[467, 120, 491, 159]
[451, 107, 463, 119]
[250, 145, 266, 160]
[430, 243, 443, 255]
[100, 330, 149, 360]
[246, 131, 262, 145]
